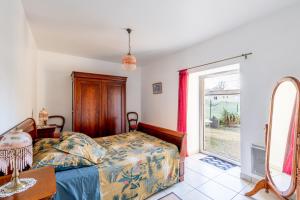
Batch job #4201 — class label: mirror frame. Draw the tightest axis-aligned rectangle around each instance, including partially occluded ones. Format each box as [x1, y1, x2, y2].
[266, 76, 300, 198]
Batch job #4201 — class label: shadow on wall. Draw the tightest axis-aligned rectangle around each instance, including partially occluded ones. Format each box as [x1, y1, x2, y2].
[41, 68, 72, 130]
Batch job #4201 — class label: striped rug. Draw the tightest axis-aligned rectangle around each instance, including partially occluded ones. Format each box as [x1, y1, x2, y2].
[200, 155, 236, 170]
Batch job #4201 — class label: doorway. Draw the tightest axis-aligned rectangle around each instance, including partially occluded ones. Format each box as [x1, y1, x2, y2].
[200, 67, 240, 163]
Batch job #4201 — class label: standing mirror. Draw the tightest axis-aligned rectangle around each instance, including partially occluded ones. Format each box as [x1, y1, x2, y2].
[246, 77, 300, 199]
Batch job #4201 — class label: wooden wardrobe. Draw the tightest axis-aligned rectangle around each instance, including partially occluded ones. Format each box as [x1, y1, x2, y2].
[72, 72, 127, 137]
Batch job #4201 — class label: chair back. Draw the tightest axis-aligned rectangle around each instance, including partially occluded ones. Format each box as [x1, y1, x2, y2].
[127, 112, 138, 132]
[48, 115, 65, 133]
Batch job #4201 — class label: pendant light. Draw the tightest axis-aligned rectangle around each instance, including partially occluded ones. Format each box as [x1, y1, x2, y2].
[122, 28, 136, 71]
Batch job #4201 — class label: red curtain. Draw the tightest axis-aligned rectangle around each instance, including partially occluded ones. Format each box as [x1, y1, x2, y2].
[177, 69, 189, 157]
[282, 119, 296, 175]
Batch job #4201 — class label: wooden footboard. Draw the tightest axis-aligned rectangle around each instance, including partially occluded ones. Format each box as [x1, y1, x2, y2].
[137, 123, 186, 182]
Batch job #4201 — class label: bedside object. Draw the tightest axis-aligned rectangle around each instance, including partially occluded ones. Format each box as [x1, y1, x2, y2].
[48, 115, 65, 138]
[127, 112, 138, 132]
[0, 131, 36, 197]
[0, 166, 56, 200]
[37, 125, 56, 138]
[38, 108, 48, 126]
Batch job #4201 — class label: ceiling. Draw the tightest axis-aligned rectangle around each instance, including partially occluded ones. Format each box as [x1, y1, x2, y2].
[22, 0, 298, 66]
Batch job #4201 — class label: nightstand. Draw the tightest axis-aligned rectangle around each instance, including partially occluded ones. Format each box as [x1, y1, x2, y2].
[37, 125, 57, 138]
[0, 166, 56, 200]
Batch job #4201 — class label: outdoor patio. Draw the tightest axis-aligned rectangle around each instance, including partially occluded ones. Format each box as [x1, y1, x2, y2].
[204, 127, 240, 162]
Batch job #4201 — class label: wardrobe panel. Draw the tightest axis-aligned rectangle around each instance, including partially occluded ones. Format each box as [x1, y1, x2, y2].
[72, 72, 127, 137]
[74, 79, 101, 137]
[102, 81, 125, 135]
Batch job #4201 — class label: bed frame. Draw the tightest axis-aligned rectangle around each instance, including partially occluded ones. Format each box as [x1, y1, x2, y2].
[137, 123, 186, 181]
[1, 118, 37, 140]
[1, 119, 186, 182]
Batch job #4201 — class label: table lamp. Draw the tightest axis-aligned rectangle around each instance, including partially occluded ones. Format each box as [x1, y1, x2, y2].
[0, 130, 36, 197]
[39, 108, 48, 126]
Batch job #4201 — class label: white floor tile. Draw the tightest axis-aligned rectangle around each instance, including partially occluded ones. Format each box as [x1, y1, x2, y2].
[187, 153, 207, 160]
[226, 166, 241, 178]
[185, 157, 200, 168]
[163, 182, 194, 197]
[182, 189, 211, 200]
[213, 173, 249, 193]
[197, 181, 237, 200]
[189, 161, 224, 179]
[185, 169, 210, 188]
[183, 153, 292, 200]
[146, 190, 167, 200]
[231, 194, 251, 200]
[148, 153, 297, 200]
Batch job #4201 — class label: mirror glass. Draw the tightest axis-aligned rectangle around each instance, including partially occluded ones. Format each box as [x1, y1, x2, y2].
[269, 80, 297, 192]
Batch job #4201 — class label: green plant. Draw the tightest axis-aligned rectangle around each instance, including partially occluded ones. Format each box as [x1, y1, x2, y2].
[220, 108, 240, 127]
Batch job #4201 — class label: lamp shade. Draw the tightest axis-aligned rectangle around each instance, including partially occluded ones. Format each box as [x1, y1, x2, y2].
[122, 54, 137, 71]
[0, 131, 32, 175]
[39, 108, 48, 126]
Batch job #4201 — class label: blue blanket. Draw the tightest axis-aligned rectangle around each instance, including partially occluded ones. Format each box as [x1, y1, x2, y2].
[54, 166, 100, 200]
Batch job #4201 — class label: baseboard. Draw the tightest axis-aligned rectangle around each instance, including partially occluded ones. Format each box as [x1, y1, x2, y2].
[240, 172, 262, 183]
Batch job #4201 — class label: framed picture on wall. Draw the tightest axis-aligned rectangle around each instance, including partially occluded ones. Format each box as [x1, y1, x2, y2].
[152, 82, 162, 94]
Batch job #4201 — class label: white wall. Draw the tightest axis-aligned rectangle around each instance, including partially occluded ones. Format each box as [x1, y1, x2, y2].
[37, 50, 141, 131]
[0, 0, 37, 133]
[141, 4, 300, 178]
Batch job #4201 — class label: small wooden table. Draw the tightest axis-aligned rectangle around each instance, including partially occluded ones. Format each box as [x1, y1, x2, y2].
[37, 125, 56, 138]
[0, 166, 56, 200]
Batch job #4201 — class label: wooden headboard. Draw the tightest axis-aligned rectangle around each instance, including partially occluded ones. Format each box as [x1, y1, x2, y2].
[1, 118, 37, 140]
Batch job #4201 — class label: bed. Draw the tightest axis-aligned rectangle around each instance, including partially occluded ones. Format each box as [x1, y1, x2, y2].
[2, 118, 186, 200]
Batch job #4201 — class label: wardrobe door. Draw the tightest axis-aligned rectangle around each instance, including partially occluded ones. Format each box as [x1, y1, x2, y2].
[101, 80, 126, 135]
[73, 79, 102, 137]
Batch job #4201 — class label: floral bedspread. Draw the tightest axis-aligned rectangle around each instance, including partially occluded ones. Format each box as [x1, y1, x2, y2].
[94, 131, 180, 200]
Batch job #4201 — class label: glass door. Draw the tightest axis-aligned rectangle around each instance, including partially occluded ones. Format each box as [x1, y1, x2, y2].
[202, 72, 240, 162]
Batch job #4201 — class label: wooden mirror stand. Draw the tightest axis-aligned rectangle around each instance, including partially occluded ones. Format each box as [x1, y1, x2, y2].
[246, 77, 300, 200]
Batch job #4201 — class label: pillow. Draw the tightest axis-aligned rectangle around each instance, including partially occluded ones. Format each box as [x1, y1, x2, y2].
[60, 131, 80, 140]
[54, 132, 106, 164]
[33, 138, 60, 155]
[33, 148, 93, 172]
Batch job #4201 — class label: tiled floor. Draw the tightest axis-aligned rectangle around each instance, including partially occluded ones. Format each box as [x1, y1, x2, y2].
[147, 153, 279, 200]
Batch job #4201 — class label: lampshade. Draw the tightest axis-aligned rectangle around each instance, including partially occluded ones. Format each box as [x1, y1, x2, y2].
[0, 131, 32, 174]
[122, 28, 137, 71]
[122, 54, 137, 71]
[39, 107, 48, 126]
[0, 131, 36, 197]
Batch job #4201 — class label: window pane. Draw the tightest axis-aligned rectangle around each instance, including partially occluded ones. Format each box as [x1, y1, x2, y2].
[203, 73, 240, 162]
[205, 73, 240, 91]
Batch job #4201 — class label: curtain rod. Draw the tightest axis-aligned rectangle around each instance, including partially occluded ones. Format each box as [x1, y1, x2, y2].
[178, 52, 253, 72]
